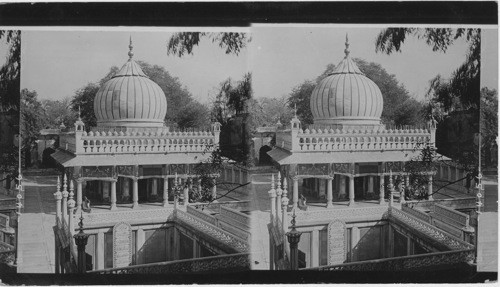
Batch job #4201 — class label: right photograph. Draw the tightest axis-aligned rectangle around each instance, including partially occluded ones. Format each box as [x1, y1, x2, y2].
[248, 25, 497, 278]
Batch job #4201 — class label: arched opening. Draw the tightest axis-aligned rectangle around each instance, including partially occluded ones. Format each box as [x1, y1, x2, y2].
[41, 147, 57, 168]
[258, 145, 273, 166]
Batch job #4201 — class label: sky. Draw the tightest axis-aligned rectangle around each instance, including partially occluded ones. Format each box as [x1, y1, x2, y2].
[250, 26, 498, 101]
[20, 26, 498, 105]
[21, 29, 249, 103]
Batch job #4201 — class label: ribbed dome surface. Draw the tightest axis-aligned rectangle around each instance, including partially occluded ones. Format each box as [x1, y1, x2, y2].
[94, 41, 167, 127]
[310, 37, 383, 126]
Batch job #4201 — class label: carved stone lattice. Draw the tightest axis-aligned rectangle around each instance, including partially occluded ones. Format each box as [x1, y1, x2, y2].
[112, 222, 133, 268]
[332, 163, 354, 175]
[297, 164, 329, 176]
[83, 208, 174, 227]
[82, 166, 114, 178]
[327, 220, 346, 265]
[117, 165, 135, 176]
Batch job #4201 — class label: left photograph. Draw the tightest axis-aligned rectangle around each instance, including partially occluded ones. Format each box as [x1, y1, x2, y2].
[18, 30, 252, 274]
[0, 30, 21, 274]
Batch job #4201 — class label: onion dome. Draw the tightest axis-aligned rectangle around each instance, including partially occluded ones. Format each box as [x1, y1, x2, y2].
[310, 34, 384, 127]
[93, 37, 167, 127]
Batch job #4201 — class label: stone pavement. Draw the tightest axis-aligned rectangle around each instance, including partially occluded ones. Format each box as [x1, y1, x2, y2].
[477, 212, 498, 272]
[17, 175, 57, 273]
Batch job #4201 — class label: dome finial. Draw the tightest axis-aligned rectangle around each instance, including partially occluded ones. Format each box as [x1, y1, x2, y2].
[344, 33, 350, 57]
[128, 36, 134, 60]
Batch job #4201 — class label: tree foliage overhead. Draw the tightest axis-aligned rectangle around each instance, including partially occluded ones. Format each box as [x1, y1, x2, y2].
[167, 32, 250, 57]
[247, 95, 294, 131]
[0, 30, 20, 110]
[21, 89, 46, 167]
[376, 28, 480, 111]
[70, 83, 100, 128]
[211, 72, 252, 125]
[480, 87, 498, 167]
[41, 97, 78, 129]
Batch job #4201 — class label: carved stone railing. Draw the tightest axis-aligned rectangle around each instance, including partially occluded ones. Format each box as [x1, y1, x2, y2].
[304, 249, 474, 271]
[293, 206, 388, 224]
[197, 200, 251, 213]
[219, 206, 251, 229]
[401, 204, 431, 223]
[295, 128, 431, 152]
[186, 205, 217, 226]
[0, 242, 15, 265]
[82, 207, 174, 228]
[389, 207, 473, 251]
[54, 218, 78, 272]
[75, 128, 217, 155]
[406, 197, 476, 211]
[59, 132, 76, 153]
[174, 209, 249, 253]
[0, 198, 16, 210]
[433, 204, 470, 227]
[88, 253, 251, 274]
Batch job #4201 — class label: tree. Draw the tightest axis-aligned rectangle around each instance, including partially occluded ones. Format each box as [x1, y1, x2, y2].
[211, 72, 252, 125]
[0, 30, 21, 179]
[70, 83, 100, 128]
[167, 32, 250, 57]
[375, 28, 480, 111]
[287, 80, 316, 126]
[480, 87, 498, 167]
[21, 89, 46, 168]
[175, 101, 211, 130]
[247, 95, 294, 131]
[41, 97, 78, 129]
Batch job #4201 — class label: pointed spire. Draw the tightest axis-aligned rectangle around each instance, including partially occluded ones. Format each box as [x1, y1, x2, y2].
[128, 36, 134, 60]
[344, 33, 350, 58]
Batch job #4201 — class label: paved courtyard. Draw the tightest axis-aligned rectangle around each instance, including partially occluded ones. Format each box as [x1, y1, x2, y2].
[17, 175, 57, 273]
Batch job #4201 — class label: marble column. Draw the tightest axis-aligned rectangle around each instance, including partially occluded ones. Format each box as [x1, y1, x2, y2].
[183, 185, 189, 206]
[276, 177, 282, 223]
[123, 178, 130, 201]
[110, 180, 117, 210]
[339, 176, 346, 199]
[292, 177, 299, 209]
[428, 174, 434, 200]
[132, 178, 139, 209]
[151, 178, 158, 198]
[76, 179, 83, 212]
[348, 176, 355, 206]
[447, 166, 452, 182]
[163, 178, 169, 207]
[269, 174, 276, 221]
[62, 176, 69, 224]
[326, 177, 333, 208]
[379, 175, 385, 205]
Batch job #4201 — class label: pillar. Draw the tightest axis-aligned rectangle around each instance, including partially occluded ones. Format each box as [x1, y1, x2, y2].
[76, 179, 83, 212]
[428, 174, 434, 200]
[269, 174, 276, 222]
[151, 178, 158, 197]
[110, 180, 117, 210]
[136, 228, 145, 264]
[183, 185, 189, 206]
[379, 175, 385, 205]
[123, 178, 130, 201]
[163, 178, 169, 207]
[339, 176, 346, 198]
[68, 181, 76, 234]
[276, 175, 282, 223]
[55, 177, 62, 223]
[211, 178, 217, 201]
[351, 226, 360, 261]
[447, 166, 452, 182]
[311, 230, 319, 267]
[74, 230, 89, 273]
[96, 231, 104, 269]
[62, 175, 69, 223]
[326, 177, 333, 208]
[282, 197, 289, 233]
[132, 178, 139, 209]
[292, 177, 299, 209]
[368, 176, 374, 194]
[348, 176, 355, 206]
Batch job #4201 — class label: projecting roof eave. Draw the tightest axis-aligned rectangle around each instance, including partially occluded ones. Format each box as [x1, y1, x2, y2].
[51, 149, 211, 167]
[268, 147, 448, 165]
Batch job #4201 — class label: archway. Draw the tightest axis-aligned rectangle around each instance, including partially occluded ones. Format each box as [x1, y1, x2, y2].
[41, 147, 57, 168]
[259, 145, 273, 165]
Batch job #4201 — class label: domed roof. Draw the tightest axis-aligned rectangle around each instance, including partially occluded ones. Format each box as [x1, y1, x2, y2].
[310, 35, 383, 127]
[94, 38, 167, 127]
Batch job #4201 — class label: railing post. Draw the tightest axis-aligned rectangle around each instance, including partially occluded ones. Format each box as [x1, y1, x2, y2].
[286, 211, 302, 270]
[62, 174, 69, 223]
[54, 176, 62, 224]
[268, 174, 276, 222]
[73, 214, 89, 273]
[68, 180, 76, 235]
[276, 173, 282, 223]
